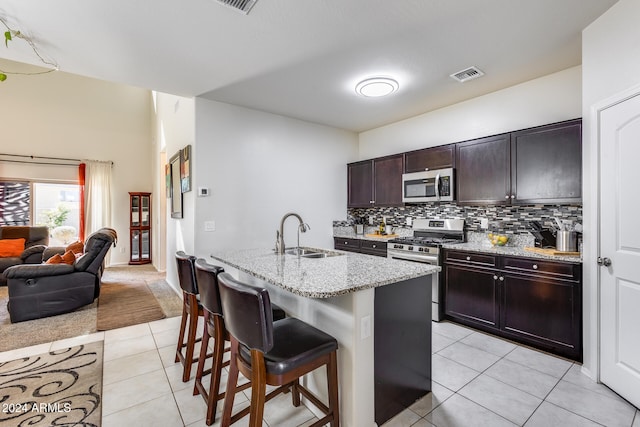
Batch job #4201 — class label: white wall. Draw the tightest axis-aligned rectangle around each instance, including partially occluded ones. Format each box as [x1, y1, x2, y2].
[0, 59, 152, 265]
[359, 66, 582, 159]
[193, 99, 358, 259]
[582, 0, 640, 378]
[152, 93, 196, 292]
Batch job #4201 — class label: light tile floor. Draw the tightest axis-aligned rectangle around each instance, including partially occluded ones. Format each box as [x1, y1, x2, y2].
[0, 318, 638, 426]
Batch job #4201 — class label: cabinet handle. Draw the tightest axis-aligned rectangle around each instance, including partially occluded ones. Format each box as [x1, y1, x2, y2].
[370, 200, 375, 204]
[532, 264, 538, 270]
[344, 241, 348, 245]
[493, 275, 498, 280]
[372, 244, 376, 248]
[466, 256, 471, 261]
[510, 195, 515, 199]
[505, 195, 509, 199]
[499, 276, 504, 281]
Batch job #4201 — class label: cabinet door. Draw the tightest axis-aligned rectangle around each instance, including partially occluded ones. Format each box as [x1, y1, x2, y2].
[130, 195, 140, 227]
[501, 274, 581, 360]
[456, 134, 511, 204]
[511, 119, 582, 204]
[444, 265, 499, 328]
[404, 145, 455, 173]
[373, 155, 404, 206]
[347, 161, 373, 208]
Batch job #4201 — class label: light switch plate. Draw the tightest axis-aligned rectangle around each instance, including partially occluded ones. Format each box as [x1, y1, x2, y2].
[480, 218, 489, 229]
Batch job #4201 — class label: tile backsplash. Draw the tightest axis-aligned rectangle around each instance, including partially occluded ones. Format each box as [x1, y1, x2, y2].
[334, 203, 582, 235]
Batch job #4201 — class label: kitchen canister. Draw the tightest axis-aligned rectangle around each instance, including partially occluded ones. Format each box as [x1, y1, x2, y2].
[556, 231, 577, 252]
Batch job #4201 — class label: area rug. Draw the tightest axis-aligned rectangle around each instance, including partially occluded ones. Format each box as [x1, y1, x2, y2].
[96, 281, 166, 331]
[0, 342, 103, 427]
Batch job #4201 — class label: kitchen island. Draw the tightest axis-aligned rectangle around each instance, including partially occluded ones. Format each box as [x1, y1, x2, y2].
[210, 247, 439, 427]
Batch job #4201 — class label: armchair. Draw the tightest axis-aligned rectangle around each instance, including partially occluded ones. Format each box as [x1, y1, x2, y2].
[4, 228, 117, 323]
[0, 226, 49, 286]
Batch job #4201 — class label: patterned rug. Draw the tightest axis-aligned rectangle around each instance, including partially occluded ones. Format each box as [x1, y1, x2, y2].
[0, 342, 103, 427]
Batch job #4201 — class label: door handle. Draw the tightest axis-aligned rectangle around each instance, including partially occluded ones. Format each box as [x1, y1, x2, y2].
[597, 257, 612, 267]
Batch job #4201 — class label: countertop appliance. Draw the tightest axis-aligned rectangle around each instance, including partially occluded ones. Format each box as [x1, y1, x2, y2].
[387, 218, 465, 321]
[402, 167, 455, 203]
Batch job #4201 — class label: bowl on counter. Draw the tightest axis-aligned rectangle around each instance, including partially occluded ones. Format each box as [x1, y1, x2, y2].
[488, 233, 509, 246]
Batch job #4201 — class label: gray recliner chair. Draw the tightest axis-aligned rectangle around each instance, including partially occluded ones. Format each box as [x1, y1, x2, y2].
[4, 228, 117, 323]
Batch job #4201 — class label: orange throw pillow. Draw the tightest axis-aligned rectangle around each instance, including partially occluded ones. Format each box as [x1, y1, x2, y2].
[46, 254, 64, 264]
[61, 250, 76, 265]
[0, 238, 26, 257]
[66, 240, 84, 255]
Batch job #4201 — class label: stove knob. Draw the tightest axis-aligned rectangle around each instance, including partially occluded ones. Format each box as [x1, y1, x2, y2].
[418, 247, 423, 252]
[408, 246, 414, 251]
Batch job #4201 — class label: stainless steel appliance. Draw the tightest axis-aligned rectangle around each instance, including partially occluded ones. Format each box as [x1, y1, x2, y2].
[402, 167, 455, 203]
[387, 218, 465, 321]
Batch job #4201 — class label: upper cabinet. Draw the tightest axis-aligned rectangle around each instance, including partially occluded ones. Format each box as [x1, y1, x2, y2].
[404, 144, 455, 173]
[348, 154, 404, 208]
[510, 119, 582, 204]
[456, 134, 511, 204]
[456, 119, 582, 205]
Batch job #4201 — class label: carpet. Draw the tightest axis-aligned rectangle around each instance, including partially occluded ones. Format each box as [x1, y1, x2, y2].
[96, 281, 166, 331]
[0, 342, 103, 427]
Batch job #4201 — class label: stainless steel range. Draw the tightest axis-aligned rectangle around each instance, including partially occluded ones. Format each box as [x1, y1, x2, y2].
[387, 218, 465, 321]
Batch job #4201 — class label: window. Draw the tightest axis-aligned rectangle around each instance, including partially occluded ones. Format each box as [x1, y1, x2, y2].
[0, 180, 80, 245]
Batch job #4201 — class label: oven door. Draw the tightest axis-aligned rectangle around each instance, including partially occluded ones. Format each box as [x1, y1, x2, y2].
[387, 249, 441, 321]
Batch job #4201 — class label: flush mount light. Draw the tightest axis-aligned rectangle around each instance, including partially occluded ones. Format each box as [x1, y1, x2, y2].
[355, 77, 399, 97]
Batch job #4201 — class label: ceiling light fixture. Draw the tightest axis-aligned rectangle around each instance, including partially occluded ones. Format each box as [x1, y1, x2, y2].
[355, 77, 399, 97]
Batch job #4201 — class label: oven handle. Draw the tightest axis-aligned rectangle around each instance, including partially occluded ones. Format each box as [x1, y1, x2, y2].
[388, 250, 438, 265]
[435, 172, 441, 201]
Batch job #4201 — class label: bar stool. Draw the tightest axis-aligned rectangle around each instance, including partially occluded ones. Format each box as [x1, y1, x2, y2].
[175, 251, 204, 382]
[192, 259, 287, 425]
[217, 272, 340, 427]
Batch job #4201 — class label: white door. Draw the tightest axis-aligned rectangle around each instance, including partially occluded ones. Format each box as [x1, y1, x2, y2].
[599, 91, 640, 408]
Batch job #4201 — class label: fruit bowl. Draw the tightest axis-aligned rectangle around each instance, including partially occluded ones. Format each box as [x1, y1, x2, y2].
[488, 233, 509, 246]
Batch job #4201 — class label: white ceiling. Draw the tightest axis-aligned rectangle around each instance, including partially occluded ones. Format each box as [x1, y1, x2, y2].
[0, 0, 617, 132]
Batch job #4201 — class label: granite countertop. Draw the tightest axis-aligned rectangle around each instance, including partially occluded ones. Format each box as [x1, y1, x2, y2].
[441, 242, 583, 264]
[210, 247, 439, 298]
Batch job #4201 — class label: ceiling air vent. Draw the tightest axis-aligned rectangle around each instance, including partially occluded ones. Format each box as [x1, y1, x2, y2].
[214, 0, 258, 14]
[450, 66, 485, 83]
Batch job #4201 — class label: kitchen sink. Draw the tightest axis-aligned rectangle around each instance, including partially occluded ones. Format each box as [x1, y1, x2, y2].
[284, 247, 342, 258]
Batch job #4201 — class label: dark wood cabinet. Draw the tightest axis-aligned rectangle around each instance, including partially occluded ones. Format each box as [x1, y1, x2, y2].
[456, 119, 582, 205]
[347, 154, 403, 208]
[456, 133, 511, 204]
[129, 192, 151, 265]
[443, 249, 582, 361]
[404, 144, 455, 173]
[511, 119, 582, 204]
[445, 264, 500, 328]
[334, 237, 387, 257]
[347, 160, 373, 208]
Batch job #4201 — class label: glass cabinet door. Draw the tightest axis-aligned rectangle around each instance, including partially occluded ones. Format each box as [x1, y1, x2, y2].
[141, 195, 150, 227]
[141, 230, 150, 260]
[131, 195, 140, 227]
[131, 230, 140, 261]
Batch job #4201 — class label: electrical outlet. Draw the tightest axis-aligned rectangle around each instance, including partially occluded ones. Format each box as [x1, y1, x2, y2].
[368, 216, 374, 225]
[480, 218, 489, 229]
[406, 217, 413, 226]
[204, 221, 215, 232]
[360, 315, 371, 340]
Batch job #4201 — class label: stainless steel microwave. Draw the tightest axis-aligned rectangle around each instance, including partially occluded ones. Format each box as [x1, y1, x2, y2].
[402, 168, 455, 203]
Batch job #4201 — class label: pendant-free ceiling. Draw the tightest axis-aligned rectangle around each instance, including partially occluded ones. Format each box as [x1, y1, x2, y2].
[355, 77, 399, 97]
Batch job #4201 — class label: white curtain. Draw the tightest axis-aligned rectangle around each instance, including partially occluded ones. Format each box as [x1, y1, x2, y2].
[83, 160, 112, 263]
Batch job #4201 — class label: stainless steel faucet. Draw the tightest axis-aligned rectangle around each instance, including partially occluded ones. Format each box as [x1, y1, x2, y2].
[275, 212, 310, 254]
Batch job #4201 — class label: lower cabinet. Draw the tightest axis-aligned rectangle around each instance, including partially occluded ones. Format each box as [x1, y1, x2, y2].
[444, 249, 582, 361]
[334, 237, 387, 257]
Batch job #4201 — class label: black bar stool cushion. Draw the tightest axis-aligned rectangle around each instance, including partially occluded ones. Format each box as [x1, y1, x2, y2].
[238, 317, 338, 376]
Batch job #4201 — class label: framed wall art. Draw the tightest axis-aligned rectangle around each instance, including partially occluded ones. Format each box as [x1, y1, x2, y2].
[169, 151, 183, 219]
[180, 144, 191, 193]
